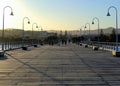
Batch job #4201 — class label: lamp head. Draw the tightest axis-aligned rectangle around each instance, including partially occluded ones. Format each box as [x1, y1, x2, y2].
[107, 12, 111, 16]
[36, 26, 38, 28]
[92, 21, 94, 24]
[10, 11, 14, 16]
[28, 21, 30, 24]
[41, 28, 43, 31]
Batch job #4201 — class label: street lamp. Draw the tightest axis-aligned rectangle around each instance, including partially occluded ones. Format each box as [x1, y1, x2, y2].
[107, 6, 120, 56]
[22, 17, 30, 50]
[37, 27, 40, 45]
[32, 23, 38, 46]
[37, 26, 42, 45]
[80, 26, 85, 36]
[79, 26, 85, 46]
[80, 26, 86, 41]
[2, 6, 14, 52]
[85, 23, 91, 42]
[80, 29, 82, 36]
[92, 17, 100, 49]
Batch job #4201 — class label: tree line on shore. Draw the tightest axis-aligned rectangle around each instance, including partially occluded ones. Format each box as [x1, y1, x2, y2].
[91, 28, 117, 42]
[72, 28, 119, 43]
[0, 27, 119, 45]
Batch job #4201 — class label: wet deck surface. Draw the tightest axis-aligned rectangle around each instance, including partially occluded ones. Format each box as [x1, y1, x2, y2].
[0, 44, 120, 86]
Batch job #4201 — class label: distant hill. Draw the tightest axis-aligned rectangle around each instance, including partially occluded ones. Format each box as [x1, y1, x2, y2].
[68, 27, 118, 36]
[0, 28, 51, 41]
[89, 27, 115, 35]
[0, 27, 119, 38]
[36, 27, 119, 36]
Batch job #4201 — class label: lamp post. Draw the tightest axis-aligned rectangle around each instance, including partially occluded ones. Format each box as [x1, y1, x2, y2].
[80, 29, 82, 36]
[92, 17, 100, 48]
[37, 26, 42, 45]
[85, 23, 91, 42]
[80, 26, 85, 41]
[107, 6, 118, 51]
[79, 26, 86, 46]
[75, 30, 77, 44]
[32, 23, 38, 46]
[80, 26, 85, 36]
[22, 17, 30, 49]
[2, 6, 14, 51]
[107, 6, 120, 56]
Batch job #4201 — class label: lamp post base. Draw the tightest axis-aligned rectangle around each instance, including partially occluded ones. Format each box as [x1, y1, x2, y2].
[93, 46, 99, 51]
[0, 50, 5, 57]
[34, 44, 38, 47]
[80, 43, 82, 46]
[22, 47, 28, 50]
[85, 44, 88, 48]
[112, 50, 120, 57]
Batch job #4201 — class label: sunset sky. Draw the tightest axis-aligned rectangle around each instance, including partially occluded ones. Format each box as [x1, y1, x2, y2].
[0, 0, 120, 31]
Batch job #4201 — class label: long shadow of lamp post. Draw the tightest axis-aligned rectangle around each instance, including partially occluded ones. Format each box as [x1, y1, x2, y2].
[1, 6, 14, 56]
[107, 6, 120, 56]
[92, 17, 100, 50]
[22, 17, 30, 50]
[32, 23, 38, 47]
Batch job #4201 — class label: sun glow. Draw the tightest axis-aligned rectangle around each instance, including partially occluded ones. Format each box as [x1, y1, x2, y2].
[0, 0, 31, 30]
[0, 0, 119, 31]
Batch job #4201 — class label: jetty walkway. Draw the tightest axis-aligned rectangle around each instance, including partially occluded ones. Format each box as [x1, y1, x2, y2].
[0, 44, 120, 86]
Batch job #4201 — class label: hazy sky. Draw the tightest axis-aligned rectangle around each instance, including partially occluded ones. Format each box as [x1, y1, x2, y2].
[0, 0, 120, 31]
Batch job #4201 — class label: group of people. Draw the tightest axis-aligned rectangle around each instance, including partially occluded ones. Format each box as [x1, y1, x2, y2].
[48, 39, 71, 46]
